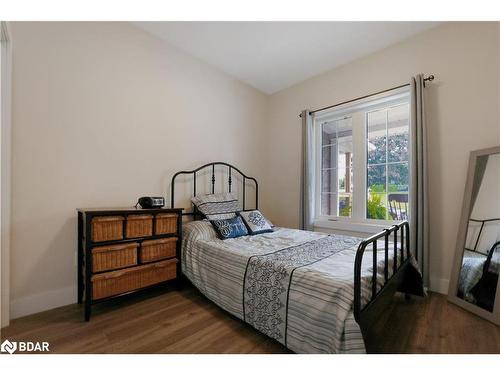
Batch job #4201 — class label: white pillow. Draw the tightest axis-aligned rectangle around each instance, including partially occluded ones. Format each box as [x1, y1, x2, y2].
[191, 192, 239, 220]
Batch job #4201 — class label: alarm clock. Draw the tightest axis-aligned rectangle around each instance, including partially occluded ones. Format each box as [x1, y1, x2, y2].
[137, 196, 165, 209]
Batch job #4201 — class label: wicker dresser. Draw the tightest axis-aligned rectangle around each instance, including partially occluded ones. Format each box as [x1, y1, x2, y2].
[77, 207, 183, 321]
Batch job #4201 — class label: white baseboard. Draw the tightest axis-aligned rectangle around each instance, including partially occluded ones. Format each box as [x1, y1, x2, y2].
[10, 286, 76, 320]
[429, 277, 449, 295]
[9, 277, 450, 320]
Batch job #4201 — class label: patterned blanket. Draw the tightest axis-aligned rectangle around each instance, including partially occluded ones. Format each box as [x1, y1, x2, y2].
[244, 236, 359, 346]
[181, 221, 403, 353]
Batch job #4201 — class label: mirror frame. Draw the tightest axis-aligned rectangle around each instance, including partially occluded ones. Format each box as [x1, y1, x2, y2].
[448, 146, 500, 325]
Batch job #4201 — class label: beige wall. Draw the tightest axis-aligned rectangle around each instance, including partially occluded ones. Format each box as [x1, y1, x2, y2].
[9, 21, 500, 318]
[9, 22, 267, 318]
[262, 22, 500, 293]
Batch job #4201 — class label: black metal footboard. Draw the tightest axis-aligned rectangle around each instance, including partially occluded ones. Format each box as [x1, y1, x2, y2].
[353, 221, 411, 323]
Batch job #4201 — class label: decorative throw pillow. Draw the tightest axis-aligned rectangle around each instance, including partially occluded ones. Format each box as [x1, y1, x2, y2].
[238, 210, 273, 235]
[210, 216, 249, 240]
[191, 192, 239, 220]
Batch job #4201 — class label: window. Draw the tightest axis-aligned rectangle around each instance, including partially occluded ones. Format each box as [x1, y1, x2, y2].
[320, 117, 353, 217]
[315, 88, 410, 225]
[366, 104, 409, 220]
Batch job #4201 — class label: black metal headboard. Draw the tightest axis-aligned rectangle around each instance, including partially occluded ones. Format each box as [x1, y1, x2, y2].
[466, 218, 500, 255]
[171, 162, 258, 218]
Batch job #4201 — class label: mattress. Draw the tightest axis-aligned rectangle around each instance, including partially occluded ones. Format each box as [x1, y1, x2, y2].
[181, 220, 406, 354]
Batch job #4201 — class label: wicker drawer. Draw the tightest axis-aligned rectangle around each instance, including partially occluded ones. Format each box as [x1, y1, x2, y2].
[91, 259, 178, 300]
[140, 238, 177, 263]
[92, 242, 138, 273]
[126, 214, 153, 238]
[155, 213, 178, 235]
[91, 216, 124, 242]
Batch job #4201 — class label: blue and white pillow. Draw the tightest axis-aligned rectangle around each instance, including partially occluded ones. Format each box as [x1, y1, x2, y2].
[210, 216, 249, 240]
[191, 192, 239, 220]
[238, 210, 273, 235]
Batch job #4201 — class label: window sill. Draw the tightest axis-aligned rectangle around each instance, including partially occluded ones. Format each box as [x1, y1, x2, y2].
[314, 219, 397, 234]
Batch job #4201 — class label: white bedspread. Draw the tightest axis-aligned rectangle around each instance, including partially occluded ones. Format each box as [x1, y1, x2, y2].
[181, 220, 403, 353]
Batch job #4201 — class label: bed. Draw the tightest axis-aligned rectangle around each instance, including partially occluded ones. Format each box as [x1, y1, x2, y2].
[171, 162, 424, 353]
[458, 249, 489, 303]
[459, 218, 500, 311]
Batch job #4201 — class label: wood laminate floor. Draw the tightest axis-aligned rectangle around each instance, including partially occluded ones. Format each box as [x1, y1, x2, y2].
[1, 285, 499, 354]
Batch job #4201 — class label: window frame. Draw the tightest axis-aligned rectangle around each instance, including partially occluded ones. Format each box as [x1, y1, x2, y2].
[313, 87, 411, 230]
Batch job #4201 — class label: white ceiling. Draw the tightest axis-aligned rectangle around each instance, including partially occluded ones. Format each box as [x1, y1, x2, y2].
[134, 22, 439, 94]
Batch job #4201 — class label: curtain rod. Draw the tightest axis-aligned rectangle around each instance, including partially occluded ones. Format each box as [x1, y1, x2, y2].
[299, 75, 435, 118]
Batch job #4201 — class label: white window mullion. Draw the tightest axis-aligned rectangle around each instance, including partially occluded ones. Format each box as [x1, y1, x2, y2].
[385, 108, 389, 220]
[351, 111, 365, 221]
[335, 122, 339, 217]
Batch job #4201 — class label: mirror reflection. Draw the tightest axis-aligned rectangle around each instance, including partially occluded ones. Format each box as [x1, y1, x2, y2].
[458, 153, 500, 312]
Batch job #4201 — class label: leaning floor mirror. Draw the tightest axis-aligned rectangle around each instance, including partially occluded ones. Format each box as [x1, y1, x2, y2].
[448, 146, 500, 325]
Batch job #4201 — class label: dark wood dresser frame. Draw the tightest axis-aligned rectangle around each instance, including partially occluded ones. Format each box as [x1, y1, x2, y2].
[77, 207, 183, 321]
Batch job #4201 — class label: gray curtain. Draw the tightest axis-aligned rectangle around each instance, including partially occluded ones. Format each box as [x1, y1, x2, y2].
[410, 74, 430, 287]
[300, 110, 315, 231]
[470, 155, 489, 216]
